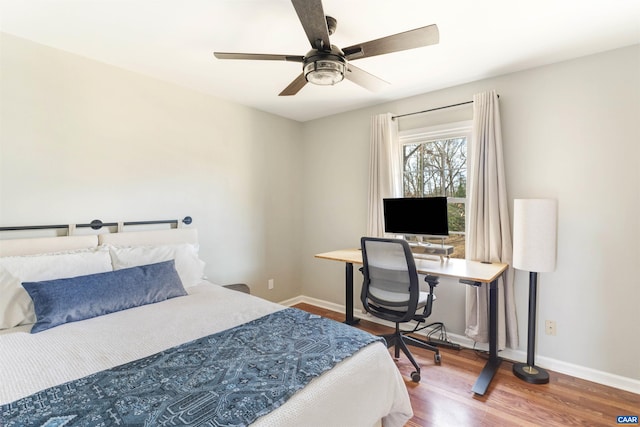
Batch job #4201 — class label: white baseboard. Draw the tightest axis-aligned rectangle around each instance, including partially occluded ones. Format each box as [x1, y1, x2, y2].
[281, 295, 640, 395]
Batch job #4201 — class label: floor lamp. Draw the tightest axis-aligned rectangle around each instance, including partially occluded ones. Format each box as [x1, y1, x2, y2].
[512, 198, 557, 384]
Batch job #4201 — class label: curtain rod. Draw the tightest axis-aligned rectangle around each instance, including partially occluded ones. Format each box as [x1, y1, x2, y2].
[391, 94, 499, 120]
[392, 100, 472, 120]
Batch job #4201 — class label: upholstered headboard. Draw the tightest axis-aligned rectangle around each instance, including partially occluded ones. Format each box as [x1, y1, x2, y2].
[98, 228, 198, 247]
[0, 229, 200, 257]
[0, 236, 99, 257]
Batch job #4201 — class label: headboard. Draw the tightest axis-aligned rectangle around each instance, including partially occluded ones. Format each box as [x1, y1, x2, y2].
[98, 228, 198, 247]
[0, 217, 196, 256]
[0, 236, 99, 257]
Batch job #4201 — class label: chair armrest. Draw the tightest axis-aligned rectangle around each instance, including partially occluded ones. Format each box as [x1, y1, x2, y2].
[222, 283, 251, 294]
[422, 275, 439, 317]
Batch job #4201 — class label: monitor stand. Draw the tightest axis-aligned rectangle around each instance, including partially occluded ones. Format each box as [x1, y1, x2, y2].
[409, 241, 454, 261]
[412, 253, 446, 262]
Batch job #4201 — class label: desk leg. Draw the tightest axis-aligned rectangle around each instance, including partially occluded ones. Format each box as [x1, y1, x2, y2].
[344, 262, 360, 325]
[472, 278, 503, 395]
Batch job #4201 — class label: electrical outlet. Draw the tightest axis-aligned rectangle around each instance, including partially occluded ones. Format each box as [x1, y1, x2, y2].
[268, 279, 274, 290]
[545, 320, 556, 336]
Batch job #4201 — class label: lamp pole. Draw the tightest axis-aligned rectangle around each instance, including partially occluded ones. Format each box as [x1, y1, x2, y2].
[513, 271, 549, 383]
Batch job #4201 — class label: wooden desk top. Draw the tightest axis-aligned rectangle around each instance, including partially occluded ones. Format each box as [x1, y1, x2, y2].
[315, 248, 508, 283]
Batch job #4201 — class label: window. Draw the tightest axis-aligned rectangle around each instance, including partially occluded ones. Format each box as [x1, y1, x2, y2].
[399, 121, 472, 258]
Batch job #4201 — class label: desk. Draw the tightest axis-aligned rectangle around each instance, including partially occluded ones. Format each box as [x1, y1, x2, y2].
[315, 248, 508, 396]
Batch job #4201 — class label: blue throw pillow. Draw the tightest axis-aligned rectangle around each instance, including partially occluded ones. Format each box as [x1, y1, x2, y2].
[23, 260, 187, 333]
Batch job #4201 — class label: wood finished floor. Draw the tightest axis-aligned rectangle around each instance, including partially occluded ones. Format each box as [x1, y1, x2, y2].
[294, 303, 639, 427]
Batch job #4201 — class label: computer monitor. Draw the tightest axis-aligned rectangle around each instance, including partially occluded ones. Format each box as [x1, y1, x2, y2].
[383, 197, 449, 237]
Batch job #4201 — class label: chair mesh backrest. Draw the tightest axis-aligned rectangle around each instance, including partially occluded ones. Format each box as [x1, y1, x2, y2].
[361, 237, 419, 321]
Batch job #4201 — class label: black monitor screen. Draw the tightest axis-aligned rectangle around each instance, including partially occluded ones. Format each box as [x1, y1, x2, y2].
[383, 197, 449, 237]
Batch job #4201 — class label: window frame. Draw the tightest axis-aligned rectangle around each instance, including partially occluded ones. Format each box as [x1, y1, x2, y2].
[398, 120, 472, 254]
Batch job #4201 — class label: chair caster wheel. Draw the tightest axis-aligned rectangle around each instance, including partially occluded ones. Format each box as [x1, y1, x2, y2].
[434, 353, 441, 364]
[411, 371, 421, 382]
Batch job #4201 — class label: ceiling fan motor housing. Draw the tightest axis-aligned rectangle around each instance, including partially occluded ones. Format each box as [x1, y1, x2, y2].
[303, 45, 346, 85]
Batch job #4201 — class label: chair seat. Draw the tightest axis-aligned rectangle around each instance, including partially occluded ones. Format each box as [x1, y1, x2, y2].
[371, 289, 434, 312]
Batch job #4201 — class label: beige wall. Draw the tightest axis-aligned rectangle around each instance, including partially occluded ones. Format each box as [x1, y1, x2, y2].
[300, 45, 640, 382]
[1, 31, 638, 384]
[0, 33, 304, 302]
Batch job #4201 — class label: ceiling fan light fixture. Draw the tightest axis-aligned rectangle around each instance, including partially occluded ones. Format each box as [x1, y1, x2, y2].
[304, 56, 346, 86]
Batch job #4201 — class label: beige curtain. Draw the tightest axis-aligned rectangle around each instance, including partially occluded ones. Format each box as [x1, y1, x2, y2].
[367, 113, 401, 237]
[465, 91, 518, 349]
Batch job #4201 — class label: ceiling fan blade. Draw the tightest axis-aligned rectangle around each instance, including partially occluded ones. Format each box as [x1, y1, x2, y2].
[345, 64, 389, 92]
[291, 0, 331, 50]
[343, 24, 439, 60]
[279, 73, 308, 96]
[214, 52, 304, 62]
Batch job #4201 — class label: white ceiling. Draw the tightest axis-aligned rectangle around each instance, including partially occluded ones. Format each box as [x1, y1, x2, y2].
[1, 0, 639, 122]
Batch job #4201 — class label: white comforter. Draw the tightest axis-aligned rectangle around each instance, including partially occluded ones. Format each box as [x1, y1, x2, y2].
[0, 282, 412, 427]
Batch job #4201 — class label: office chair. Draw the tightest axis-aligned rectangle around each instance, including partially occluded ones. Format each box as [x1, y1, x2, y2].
[360, 237, 441, 382]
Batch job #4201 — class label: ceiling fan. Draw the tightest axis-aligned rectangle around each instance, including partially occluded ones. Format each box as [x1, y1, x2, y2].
[213, 0, 439, 96]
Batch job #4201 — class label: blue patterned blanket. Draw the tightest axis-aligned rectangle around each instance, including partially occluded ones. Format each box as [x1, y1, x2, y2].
[1, 308, 382, 427]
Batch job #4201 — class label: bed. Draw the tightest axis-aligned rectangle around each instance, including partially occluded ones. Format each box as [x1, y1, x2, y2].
[0, 227, 412, 426]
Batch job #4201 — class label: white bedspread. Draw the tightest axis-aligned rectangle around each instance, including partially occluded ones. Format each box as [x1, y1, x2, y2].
[0, 282, 412, 427]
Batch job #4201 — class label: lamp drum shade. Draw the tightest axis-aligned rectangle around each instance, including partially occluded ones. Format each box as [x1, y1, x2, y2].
[512, 199, 557, 272]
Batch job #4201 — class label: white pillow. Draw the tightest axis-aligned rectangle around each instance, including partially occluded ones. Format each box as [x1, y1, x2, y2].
[0, 267, 30, 329]
[0, 248, 113, 329]
[107, 244, 205, 288]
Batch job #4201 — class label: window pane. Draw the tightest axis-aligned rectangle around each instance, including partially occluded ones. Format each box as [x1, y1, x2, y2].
[402, 137, 466, 198]
[448, 201, 465, 233]
[402, 136, 467, 258]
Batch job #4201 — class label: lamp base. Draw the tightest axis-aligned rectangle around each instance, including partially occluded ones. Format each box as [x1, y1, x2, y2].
[513, 362, 549, 384]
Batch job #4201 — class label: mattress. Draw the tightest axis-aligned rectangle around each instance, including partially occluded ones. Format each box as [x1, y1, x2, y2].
[0, 281, 412, 426]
